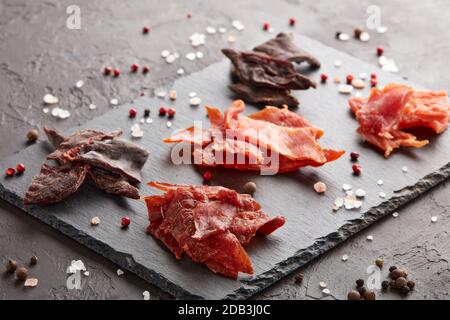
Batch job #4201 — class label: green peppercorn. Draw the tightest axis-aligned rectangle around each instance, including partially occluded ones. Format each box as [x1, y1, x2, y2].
[5, 259, 18, 273]
[15, 267, 28, 281]
[407, 280, 415, 290]
[389, 266, 397, 273]
[401, 286, 410, 295]
[381, 281, 389, 289]
[30, 255, 38, 265]
[396, 277, 408, 288]
[375, 257, 384, 268]
[347, 290, 361, 300]
[363, 290, 376, 300]
[356, 279, 364, 287]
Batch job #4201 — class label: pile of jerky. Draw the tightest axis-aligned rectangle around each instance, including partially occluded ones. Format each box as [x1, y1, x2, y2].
[222, 33, 320, 107]
[24, 127, 149, 205]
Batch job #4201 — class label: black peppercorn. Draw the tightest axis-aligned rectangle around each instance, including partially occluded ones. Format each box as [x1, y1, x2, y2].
[356, 279, 364, 287]
[143, 109, 150, 118]
[30, 255, 38, 265]
[381, 281, 389, 289]
[389, 266, 397, 273]
[357, 286, 366, 296]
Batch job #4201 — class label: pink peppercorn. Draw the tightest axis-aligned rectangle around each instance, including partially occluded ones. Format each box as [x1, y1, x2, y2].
[377, 46, 385, 56]
[5, 168, 15, 177]
[131, 64, 139, 73]
[167, 108, 176, 118]
[113, 68, 121, 77]
[103, 67, 112, 76]
[289, 17, 296, 26]
[16, 163, 26, 174]
[263, 22, 270, 31]
[142, 66, 150, 74]
[158, 107, 167, 116]
[371, 79, 378, 87]
[352, 164, 362, 175]
[121, 216, 131, 228]
[203, 171, 212, 181]
[350, 152, 360, 161]
[128, 108, 137, 118]
[142, 26, 150, 34]
[320, 73, 328, 83]
[346, 74, 354, 85]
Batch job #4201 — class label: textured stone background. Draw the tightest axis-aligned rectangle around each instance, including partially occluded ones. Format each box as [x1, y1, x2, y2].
[0, 0, 449, 300]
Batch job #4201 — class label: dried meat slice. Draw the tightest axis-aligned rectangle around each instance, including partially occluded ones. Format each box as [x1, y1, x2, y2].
[248, 105, 313, 128]
[349, 83, 450, 157]
[253, 33, 321, 68]
[88, 169, 140, 199]
[144, 182, 285, 278]
[222, 49, 316, 90]
[24, 163, 90, 205]
[228, 83, 299, 107]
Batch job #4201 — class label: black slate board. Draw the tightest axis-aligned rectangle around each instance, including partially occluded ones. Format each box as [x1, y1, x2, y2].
[1, 35, 450, 300]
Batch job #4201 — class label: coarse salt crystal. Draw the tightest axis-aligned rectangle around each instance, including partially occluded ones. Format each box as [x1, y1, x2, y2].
[117, 269, 124, 276]
[359, 32, 370, 42]
[322, 288, 331, 295]
[376, 26, 388, 33]
[334, 60, 342, 68]
[76, 80, 84, 88]
[355, 189, 366, 198]
[43, 94, 58, 104]
[24, 278, 38, 287]
[83, 271, 90, 277]
[161, 50, 170, 58]
[338, 33, 350, 41]
[319, 281, 327, 288]
[206, 26, 216, 34]
[231, 20, 245, 31]
[377, 179, 384, 186]
[156, 90, 167, 98]
[166, 54, 176, 64]
[189, 97, 201, 106]
[367, 235, 374, 241]
[189, 92, 197, 98]
[402, 166, 408, 173]
[196, 51, 204, 59]
[392, 212, 399, 218]
[89, 104, 97, 110]
[66, 260, 86, 274]
[177, 68, 185, 75]
[379, 192, 386, 198]
[110, 98, 118, 106]
[143, 290, 150, 300]
[218, 27, 227, 33]
[186, 52, 196, 61]
[166, 121, 172, 128]
[91, 217, 100, 225]
[339, 84, 353, 94]
[43, 108, 49, 114]
[342, 184, 352, 191]
[431, 216, 438, 223]
[313, 182, 327, 194]
[342, 254, 349, 262]
[145, 118, 153, 124]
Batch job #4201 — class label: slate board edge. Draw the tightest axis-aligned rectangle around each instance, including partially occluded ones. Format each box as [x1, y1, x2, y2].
[1, 162, 449, 300]
[225, 161, 450, 299]
[0, 183, 203, 300]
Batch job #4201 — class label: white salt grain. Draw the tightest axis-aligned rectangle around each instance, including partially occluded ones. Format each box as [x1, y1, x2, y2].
[189, 97, 202, 106]
[43, 94, 59, 105]
[379, 192, 386, 198]
[355, 189, 366, 198]
[89, 104, 97, 110]
[431, 216, 438, 223]
[143, 290, 150, 300]
[76, 80, 84, 88]
[342, 254, 349, 262]
[117, 269, 124, 276]
[343, 184, 352, 191]
[161, 50, 170, 58]
[367, 235, 374, 241]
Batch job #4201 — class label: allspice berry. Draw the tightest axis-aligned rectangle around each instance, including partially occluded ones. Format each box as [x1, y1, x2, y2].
[15, 267, 28, 281]
[243, 181, 257, 195]
[354, 27, 363, 39]
[395, 277, 408, 288]
[26, 129, 39, 143]
[389, 280, 397, 289]
[356, 279, 364, 287]
[294, 273, 304, 284]
[401, 286, 411, 295]
[5, 259, 18, 273]
[347, 290, 361, 300]
[407, 280, 416, 290]
[390, 268, 407, 280]
[363, 290, 376, 300]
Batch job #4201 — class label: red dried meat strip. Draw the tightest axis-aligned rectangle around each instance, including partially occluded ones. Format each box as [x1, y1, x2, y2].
[349, 83, 450, 157]
[144, 182, 285, 278]
[164, 100, 344, 172]
[228, 83, 300, 107]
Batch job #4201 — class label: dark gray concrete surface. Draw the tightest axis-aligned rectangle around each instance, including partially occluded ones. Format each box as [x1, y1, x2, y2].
[0, 0, 449, 300]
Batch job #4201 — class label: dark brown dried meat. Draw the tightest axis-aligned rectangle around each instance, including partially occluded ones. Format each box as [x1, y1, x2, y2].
[253, 33, 321, 68]
[228, 83, 299, 107]
[222, 48, 316, 90]
[24, 163, 90, 205]
[88, 169, 140, 199]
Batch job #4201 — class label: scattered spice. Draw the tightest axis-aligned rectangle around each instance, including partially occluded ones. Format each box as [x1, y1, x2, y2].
[30, 255, 38, 265]
[395, 277, 407, 288]
[5, 259, 18, 273]
[346, 74, 354, 85]
[5, 168, 15, 177]
[262, 22, 270, 31]
[15, 267, 28, 281]
[313, 181, 327, 194]
[401, 286, 410, 294]
[371, 73, 377, 79]
[352, 164, 362, 175]
[376, 46, 385, 57]
[142, 66, 150, 74]
[320, 73, 328, 83]
[390, 268, 407, 280]
[356, 279, 364, 288]
[24, 278, 38, 287]
[103, 66, 112, 76]
[131, 63, 139, 73]
[347, 290, 361, 300]
[381, 280, 389, 289]
[240, 181, 257, 195]
[16, 164, 27, 176]
[113, 68, 121, 77]
[167, 108, 176, 118]
[289, 17, 296, 26]
[363, 290, 376, 300]
[142, 26, 150, 34]
[128, 108, 138, 118]
[121, 216, 131, 228]
[143, 109, 150, 118]
[389, 266, 398, 273]
[202, 171, 212, 181]
[354, 27, 363, 39]
[350, 152, 359, 161]
[319, 281, 327, 289]
[91, 216, 101, 226]
[158, 107, 167, 116]
[370, 78, 378, 87]
[27, 129, 39, 143]
[341, 254, 349, 262]
[407, 280, 415, 290]
[375, 257, 384, 268]
[43, 94, 59, 105]
[169, 90, 177, 101]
